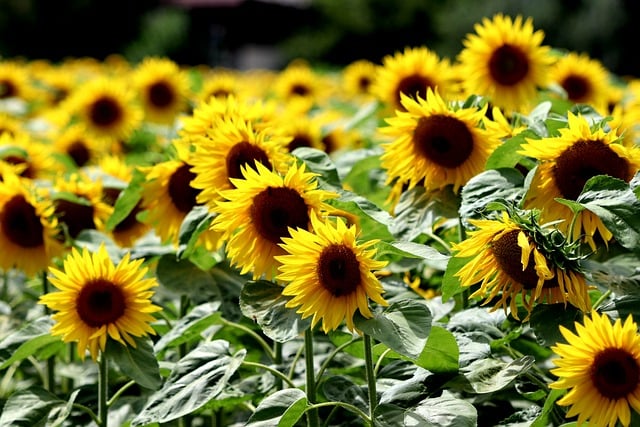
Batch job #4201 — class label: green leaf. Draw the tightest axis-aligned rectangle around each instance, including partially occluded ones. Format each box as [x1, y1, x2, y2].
[154, 301, 222, 353]
[321, 375, 368, 412]
[106, 336, 162, 390]
[0, 333, 63, 369]
[50, 190, 92, 206]
[155, 254, 220, 303]
[530, 388, 566, 427]
[292, 147, 341, 188]
[0, 317, 55, 366]
[529, 303, 583, 346]
[415, 326, 459, 373]
[246, 388, 308, 427]
[328, 189, 395, 242]
[177, 205, 215, 260]
[459, 168, 525, 223]
[0, 387, 69, 427]
[374, 241, 450, 271]
[376, 391, 477, 427]
[239, 280, 311, 343]
[485, 131, 538, 170]
[354, 299, 432, 359]
[131, 340, 246, 426]
[459, 356, 534, 394]
[441, 255, 471, 302]
[574, 175, 640, 250]
[105, 168, 146, 231]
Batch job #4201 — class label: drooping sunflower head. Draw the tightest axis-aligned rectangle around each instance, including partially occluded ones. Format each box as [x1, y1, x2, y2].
[211, 161, 339, 280]
[133, 57, 191, 124]
[276, 211, 388, 333]
[67, 76, 143, 143]
[189, 115, 292, 208]
[39, 244, 162, 361]
[457, 13, 554, 113]
[548, 51, 611, 113]
[520, 112, 640, 249]
[372, 46, 456, 113]
[379, 88, 502, 193]
[452, 210, 591, 320]
[0, 171, 63, 276]
[550, 310, 640, 427]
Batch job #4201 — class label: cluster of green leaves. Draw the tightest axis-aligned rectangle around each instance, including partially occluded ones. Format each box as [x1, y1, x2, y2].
[1, 95, 640, 427]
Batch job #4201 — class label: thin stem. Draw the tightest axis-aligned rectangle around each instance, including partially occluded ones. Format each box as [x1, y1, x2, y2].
[457, 217, 469, 309]
[305, 402, 371, 426]
[304, 328, 319, 427]
[363, 334, 377, 425]
[316, 336, 361, 380]
[273, 341, 283, 390]
[592, 289, 612, 310]
[374, 348, 392, 376]
[288, 340, 305, 379]
[106, 379, 136, 406]
[72, 403, 101, 425]
[221, 318, 275, 361]
[42, 271, 55, 393]
[98, 353, 109, 427]
[241, 361, 296, 389]
[179, 295, 190, 359]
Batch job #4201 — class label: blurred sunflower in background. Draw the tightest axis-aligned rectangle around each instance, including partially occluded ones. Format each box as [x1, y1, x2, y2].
[379, 88, 501, 197]
[51, 123, 102, 168]
[272, 60, 333, 110]
[211, 161, 338, 280]
[133, 57, 191, 125]
[550, 311, 640, 427]
[195, 68, 244, 105]
[520, 112, 640, 250]
[372, 46, 457, 114]
[276, 211, 388, 333]
[0, 60, 35, 104]
[39, 244, 161, 361]
[0, 130, 60, 180]
[457, 13, 554, 113]
[340, 59, 378, 100]
[452, 210, 591, 320]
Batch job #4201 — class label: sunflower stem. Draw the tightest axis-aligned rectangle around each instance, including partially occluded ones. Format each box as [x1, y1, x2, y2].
[592, 289, 612, 310]
[457, 217, 469, 309]
[304, 328, 319, 427]
[363, 333, 378, 426]
[273, 341, 283, 390]
[98, 352, 109, 427]
[41, 270, 56, 393]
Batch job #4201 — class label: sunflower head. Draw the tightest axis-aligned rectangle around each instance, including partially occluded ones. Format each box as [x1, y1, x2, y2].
[39, 244, 162, 361]
[276, 212, 388, 333]
[550, 311, 640, 427]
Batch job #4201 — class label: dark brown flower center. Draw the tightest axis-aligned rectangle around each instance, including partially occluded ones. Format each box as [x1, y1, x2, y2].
[148, 81, 175, 108]
[249, 186, 309, 244]
[2, 155, 34, 179]
[288, 135, 312, 152]
[553, 139, 631, 200]
[89, 96, 123, 128]
[561, 75, 590, 102]
[591, 347, 640, 399]
[488, 44, 530, 86]
[0, 79, 17, 98]
[1, 194, 44, 248]
[210, 89, 232, 99]
[102, 188, 121, 206]
[76, 278, 126, 327]
[318, 244, 361, 296]
[168, 163, 200, 213]
[225, 141, 272, 182]
[55, 198, 96, 239]
[358, 76, 372, 93]
[396, 75, 434, 109]
[413, 115, 474, 168]
[491, 229, 553, 290]
[67, 141, 91, 167]
[291, 84, 311, 97]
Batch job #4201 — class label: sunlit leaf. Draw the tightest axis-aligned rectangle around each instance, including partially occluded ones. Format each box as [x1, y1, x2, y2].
[0, 387, 72, 427]
[154, 301, 222, 353]
[246, 388, 308, 427]
[459, 356, 534, 394]
[106, 336, 162, 390]
[376, 391, 477, 427]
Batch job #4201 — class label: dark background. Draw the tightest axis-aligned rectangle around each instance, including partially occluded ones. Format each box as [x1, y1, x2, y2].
[1, 0, 638, 77]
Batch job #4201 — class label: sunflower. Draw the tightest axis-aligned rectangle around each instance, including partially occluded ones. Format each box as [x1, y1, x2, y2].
[189, 115, 292, 208]
[50, 172, 113, 242]
[0, 171, 63, 276]
[372, 46, 457, 113]
[276, 212, 388, 333]
[52, 123, 102, 168]
[195, 68, 244, 105]
[140, 139, 222, 250]
[550, 311, 640, 427]
[548, 52, 611, 113]
[379, 88, 501, 193]
[272, 60, 332, 108]
[0, 60, 35, 102]
[519, 112, 640, 250]
[211, 161, 338, 280]
[39, 244, 161, 361]
[456, 14, 554, 113]
[0, 131, 61, 180]
[451, 211, 591, 320]
[133, 57, 191, 125]
[274, 112, 325, 154]
[341, 59, 378, 99]
[66, 76, 143, 143]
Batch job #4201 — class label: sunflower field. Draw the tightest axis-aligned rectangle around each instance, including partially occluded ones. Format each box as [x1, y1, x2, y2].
[2, 12, 640, 427]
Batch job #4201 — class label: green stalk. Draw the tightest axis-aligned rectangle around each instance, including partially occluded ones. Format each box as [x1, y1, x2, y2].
[304, 328, 319, 427]
[363, 334, 377, 426]
[273, 341, 283, 390]
[98, 353, 109, 427]
[42, 271, 55, 392]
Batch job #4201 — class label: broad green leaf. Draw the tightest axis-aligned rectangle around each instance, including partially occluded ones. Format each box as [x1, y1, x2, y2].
[459, 356, 534, 394]
[530, 388, 566, 427]
[0, 333, 62, 369]
[0, 317, 55, 366]
[177, 205, 215, 260]
[529, 303, 583, 346]
[374, 241, 450, 271]
[441, 255, 471, 302]
[376, 391, 477, 427]
[155, 254, 221, 303]
[105, 168, 146, 231]
[415, 326, 459, 373]
[47, 390, 80, 427]
[50, 190, 92, 206]
[328, 189, 395, 242]
[0, 387, 68, 427]
[485, 131, 538, 170]
[321, 375, 368, 412]
[239, 280, 311, 343]
[459, 168, 525, 223]
[292, 147, 341, 188]
[246, 388, 308, 427]
[600, 295, 640, 321]
[154, 301, 222, 353]
[354, 299, 432, 359]
[106, 335, 162, 390]
[131, 340, 246, 426]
